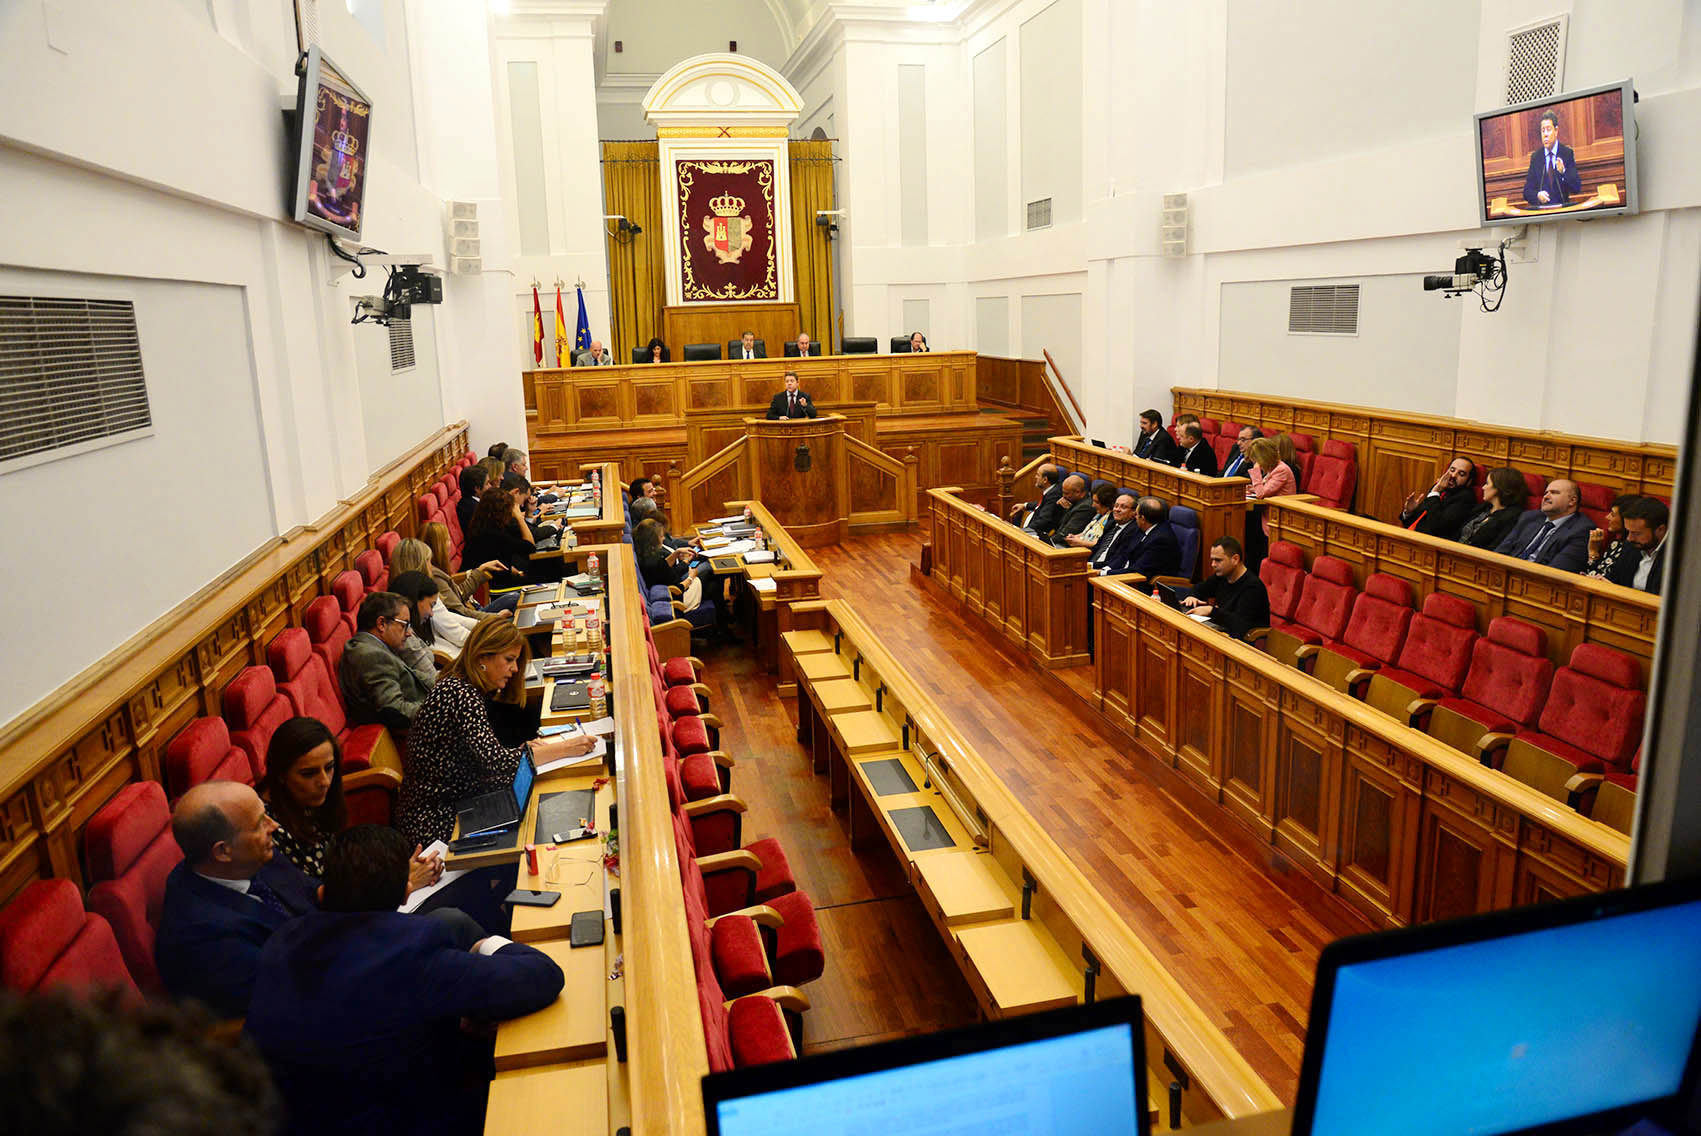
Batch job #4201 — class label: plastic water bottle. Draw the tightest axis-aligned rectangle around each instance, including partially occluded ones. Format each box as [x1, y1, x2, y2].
[754, 527, 765, 550]
[588, 673, 607, 719]
[587, 552, 601, 581]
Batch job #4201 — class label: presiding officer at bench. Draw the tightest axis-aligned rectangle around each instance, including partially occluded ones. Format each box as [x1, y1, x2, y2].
[765, 371, 818, 420]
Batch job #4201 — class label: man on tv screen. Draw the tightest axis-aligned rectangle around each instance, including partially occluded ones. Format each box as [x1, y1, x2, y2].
[1523, 110, 1582, 207]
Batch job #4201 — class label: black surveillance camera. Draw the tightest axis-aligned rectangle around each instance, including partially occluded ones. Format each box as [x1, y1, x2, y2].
[1423, 248, 1498, 293]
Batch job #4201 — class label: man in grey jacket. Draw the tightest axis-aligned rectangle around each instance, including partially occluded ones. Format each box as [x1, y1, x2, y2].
[338, 591, 434, 733]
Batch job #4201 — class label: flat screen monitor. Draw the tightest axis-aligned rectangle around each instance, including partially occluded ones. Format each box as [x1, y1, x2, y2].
[703, 996, 1148, 1136]
[1475, 79, 1637, 226]
[291, 46, 373, 241]
[1292, 877, 1701, 1136]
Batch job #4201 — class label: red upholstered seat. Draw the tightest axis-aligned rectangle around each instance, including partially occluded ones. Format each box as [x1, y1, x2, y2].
[376, 530, 401, 565]
[1372, 592, 1479, 700]
[1524, 471, 1548, 502]
[1294, 449, 1316, 486]
[1197, 416, 1219, 436]
[672, 715, 712, 757]
[221, 664, 293, 780]
[1442, 618, 1554, 734]
[1288, 432, 1315, 453]
[266, 628, 385, 773]
[1515, 644, 1645, 776]
[0, 879, 139, 997]
[1577, 483, 1614, 530]
[354, 548, 388, 594]
[163, 717, 252, 801]
[1221, 420, 1242, 438]
[1605, 747, 1641, 792]
[1211, 434, 1237, 466]
[331, 570, 365, 636]
[710, 914, 773, 998]
[417, 494, 440, 528]
[1320, 574, 1414, 671]
[664, 684, 704, 720]
[1282, 555, 1357, 646]
[302, 594, 353, 677]
[662, 657, 698, 687]
[764, 890, 825, 987]
[1259, 542, 1308, 624]
[1304, 439, 1357, 510]
[83, 781, 181, 993]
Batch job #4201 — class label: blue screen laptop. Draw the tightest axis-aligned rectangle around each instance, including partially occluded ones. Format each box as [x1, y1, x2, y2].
[453, 748, 537, 838]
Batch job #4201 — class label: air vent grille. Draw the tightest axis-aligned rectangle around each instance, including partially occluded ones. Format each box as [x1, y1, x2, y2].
[1025, 197, 1052, 231]
[388, 316, 416, 372]
[1288, 284, 1360, 335]
[1507, 17, 1566, 104]
[0, 295, 152, 467]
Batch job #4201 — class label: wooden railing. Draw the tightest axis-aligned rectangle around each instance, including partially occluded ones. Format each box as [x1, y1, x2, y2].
[1042, 349, 1087, 435]
[786, 599, 1284, 1124]
[1263, 496, 1661, 672]
[1090, 578, 1629, 927]
[1171, 386, 1679, 524]
[977, 353, 1081, 438]
[0, 423, 471, 903]
[927, 487, 1093, 667]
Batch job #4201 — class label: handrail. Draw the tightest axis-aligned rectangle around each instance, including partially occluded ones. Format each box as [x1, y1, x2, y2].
[673, 434, 748, 531]
[1041, 349, 1087, 436]
[844, 434, 920, 526]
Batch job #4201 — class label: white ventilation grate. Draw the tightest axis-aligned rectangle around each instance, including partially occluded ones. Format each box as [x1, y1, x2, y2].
[0, 295, 152, 467]
[1025, 197, 1052, 231]
[388, 316, 416, 372]
[301, 0, 320, 48]
[1288, 285, 1360, 335]
[1507, 17, 1566, 104]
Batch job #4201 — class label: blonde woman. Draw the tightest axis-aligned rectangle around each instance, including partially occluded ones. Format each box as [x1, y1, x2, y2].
[1245, 436, 1297, 538]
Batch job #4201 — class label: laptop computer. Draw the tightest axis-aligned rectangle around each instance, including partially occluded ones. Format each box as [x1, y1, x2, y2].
[1290, 876, 1701, 1136]
[453, 748, 537, 838]
[703, 996, 1148, 1136]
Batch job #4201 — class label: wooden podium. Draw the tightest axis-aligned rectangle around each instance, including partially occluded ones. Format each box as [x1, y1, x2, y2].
[745, 414, 850, 546]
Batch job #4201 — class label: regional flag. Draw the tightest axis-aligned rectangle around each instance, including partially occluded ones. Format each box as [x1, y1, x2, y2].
[574, 286, 592, 354]
[531, 285, 544, 365]
[554, 286, 568, 366]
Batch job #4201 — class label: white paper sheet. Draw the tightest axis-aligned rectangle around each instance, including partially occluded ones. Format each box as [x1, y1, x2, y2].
[536, 737, 608, 774]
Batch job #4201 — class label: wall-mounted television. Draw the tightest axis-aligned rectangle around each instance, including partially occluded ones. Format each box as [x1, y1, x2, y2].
[1474, 79, 1637, 226]
[290, 46, 373, 241]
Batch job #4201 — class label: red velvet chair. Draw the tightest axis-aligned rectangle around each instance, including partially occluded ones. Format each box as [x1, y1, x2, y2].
[1577, 483, 1615, 530]
[221, 664, 293, 780]
[266, 628, 387, 773]
[1425, 617, 1554, 765]
[1524, 471, 1548, 502]
[1500, 644, 1644, 805]
[691, 909, 798, 1072]
[416, 493, 441, 529]
[163, 717, 252, 801]
[303, 594, 354, 678]
[1589, 747, 1640, 834]
[0, 879, 139, 997]
[1363, 592, 1479, 724]
[1304, 439, 1357, 510]
[1300, 574, 1414, 695]
[662, 743, 796, 906]
[1257, 541, 1308, 626]
[331, 570, 365, 636]
[376, 530, 401, 566]
[353, 548, 388, 594]
[1210, 433, 1237, 467]
[83, 782, 181, 993]
[1263, 555, 1357, 667]
[1288, 432, 1315, 453]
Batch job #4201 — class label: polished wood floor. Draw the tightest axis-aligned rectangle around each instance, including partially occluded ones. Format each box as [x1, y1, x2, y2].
[697, 529, 1373, 1099]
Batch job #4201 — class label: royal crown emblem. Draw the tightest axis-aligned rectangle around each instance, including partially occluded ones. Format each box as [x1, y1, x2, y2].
[703, 191, 754, 264]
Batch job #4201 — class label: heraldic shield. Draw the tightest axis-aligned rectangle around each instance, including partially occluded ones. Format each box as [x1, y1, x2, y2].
[703, 192, 755, 264]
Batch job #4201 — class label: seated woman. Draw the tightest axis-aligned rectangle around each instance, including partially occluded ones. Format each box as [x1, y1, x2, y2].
[259, 716, 442, 892]
[390, 571, 447, 664]
[462, 486, 538, 590]
[1243, 436, 1297, 565]
[908, 331, 929, 353]
[1584, 493, 1642, 578]
[1271, 432, 1305, 487]
[398, 619, 594, 848]
[1456, 467, 1529, 551]
[644, 336, 669, 363]
[422, 524, 520, 619]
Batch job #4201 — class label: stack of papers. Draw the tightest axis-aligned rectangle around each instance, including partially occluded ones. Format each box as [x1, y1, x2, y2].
[536, 737, 608, 774]
[744, 550, 776, 564]
[750, 577, 778, 593]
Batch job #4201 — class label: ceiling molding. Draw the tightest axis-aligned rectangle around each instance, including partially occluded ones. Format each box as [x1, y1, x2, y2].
[597, 71, 663, 104]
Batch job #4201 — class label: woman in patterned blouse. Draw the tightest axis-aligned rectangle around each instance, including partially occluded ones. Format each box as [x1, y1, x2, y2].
[259, 717, 348, 879]
[398, 619, 593, 846]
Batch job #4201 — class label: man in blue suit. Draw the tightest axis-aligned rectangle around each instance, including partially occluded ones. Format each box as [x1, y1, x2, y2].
[1107, 497, 1182, 578]
[1523, 110, 1582, 207]
[1494, 478, 1594, 573]
[154, 781, 319, 1017]
[1220, 425, 1261, 479]
[246, 826, 565, 1136]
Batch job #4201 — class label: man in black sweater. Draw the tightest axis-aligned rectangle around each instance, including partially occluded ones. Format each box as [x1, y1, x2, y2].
[1181, 536, 1270, 641]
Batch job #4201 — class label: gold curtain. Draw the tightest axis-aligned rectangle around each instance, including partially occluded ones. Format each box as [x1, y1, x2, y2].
[788, 139, 837, 350]
[601, 141, 665, 364]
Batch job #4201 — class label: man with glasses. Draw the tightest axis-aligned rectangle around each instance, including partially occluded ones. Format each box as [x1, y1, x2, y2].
[339, 591, 435, 734]
[1220, 426, 1261, 479]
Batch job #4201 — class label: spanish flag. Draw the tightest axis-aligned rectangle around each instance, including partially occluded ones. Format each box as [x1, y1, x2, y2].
[554, 286, 569, 367]
[531, 285, 544, 365]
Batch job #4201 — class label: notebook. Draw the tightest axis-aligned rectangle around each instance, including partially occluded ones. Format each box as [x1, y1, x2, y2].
[549, 681, 591, 713]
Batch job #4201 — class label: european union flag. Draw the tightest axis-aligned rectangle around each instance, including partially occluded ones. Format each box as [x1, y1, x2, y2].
[574, 286, 591, 352]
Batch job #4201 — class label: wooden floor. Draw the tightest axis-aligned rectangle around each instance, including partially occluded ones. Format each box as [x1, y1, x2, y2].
[698, 528, 1374, 1101]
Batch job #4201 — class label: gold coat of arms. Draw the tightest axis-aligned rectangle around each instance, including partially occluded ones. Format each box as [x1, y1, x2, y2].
[702, 191, 754, 264]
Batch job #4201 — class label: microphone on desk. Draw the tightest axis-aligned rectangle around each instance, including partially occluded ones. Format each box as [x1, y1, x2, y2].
[795, 442, 812, 472]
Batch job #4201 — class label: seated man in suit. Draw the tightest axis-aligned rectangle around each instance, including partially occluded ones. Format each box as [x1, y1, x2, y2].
[245, 825, 565, 1136]
[1088, 493, 1139, 574]
[1176, 423, 1219, 476]
[1606, 496, 1667, 594]
[573, 338, 612, 366]
[1134, 409, 1182, 465]
[1397, 457, 1478, 538]
[1104, 496, 1181, 578]
[1220, 425, 1260, 479]
[1062, 484, 1118, 549]
[733, 330, 765, 360]
[339, 592, 435, 734]
[154, 781, 319, 1017]
[455, 465, 485, 535]
[765, 370, 818, 420]
[1008, 463, 1063, 536]
[1047, 476, 1095, 546]
[786, 331, 821, 358]
[1181, 536, 1271, 641]
[1494, 478, 1593, 573]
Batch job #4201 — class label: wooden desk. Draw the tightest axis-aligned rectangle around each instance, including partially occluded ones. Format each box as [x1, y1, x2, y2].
[955, 919, 1082, 1017]
[699, 500, 824, 677]
[492, 938, 609, 1070]
[485, 1062, 609, 1136]
[509, 775, 613, 944]
[1090, 576, 1629, 927]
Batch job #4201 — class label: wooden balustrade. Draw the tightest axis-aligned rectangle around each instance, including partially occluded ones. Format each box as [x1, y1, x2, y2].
[0, 424, 471, 905]
[784, 599, 1284, 1124]
[1264, 497, 1660, 673]
[1171, 386, 1678, 524]
[926, 487, 1093, 667]
[1090, 578, 1629, 928]
[712, 500, 824, 688]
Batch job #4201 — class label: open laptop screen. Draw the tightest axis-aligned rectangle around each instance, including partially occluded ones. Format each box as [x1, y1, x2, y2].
[1295, 880, 1701, 1136]
[705, 997, 1146, 1136]
[511, 748, 536, 814]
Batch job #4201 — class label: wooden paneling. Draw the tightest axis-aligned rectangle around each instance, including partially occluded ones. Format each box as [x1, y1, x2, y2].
[0, 424, 471, 901]
[1090, 578, 1627, 929]
[1173, 386, 1678, 523]
[1264, 497, 1659, 671]
[661, 301, 800, 357]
